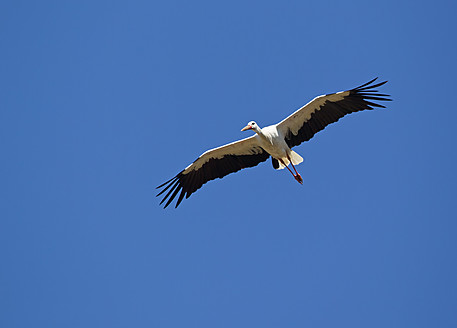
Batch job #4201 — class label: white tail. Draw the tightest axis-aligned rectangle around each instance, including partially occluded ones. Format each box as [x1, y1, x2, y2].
[275, 151, 303, 170]
[289, 150, 303, 165]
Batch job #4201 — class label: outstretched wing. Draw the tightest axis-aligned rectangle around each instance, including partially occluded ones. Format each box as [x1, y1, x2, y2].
[157, 135, 269, 208]
[277, 78, 391, 148]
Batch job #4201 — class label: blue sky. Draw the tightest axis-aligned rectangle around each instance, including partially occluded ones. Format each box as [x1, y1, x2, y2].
[1, 0, 457, 327]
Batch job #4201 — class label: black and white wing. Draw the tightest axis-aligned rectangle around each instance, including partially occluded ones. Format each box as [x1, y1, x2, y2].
[157, 135, 269, 208]
[276, 78, 391, 148]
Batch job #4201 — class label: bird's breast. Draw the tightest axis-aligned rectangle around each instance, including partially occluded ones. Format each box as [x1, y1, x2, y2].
[256, 129, 289, 158]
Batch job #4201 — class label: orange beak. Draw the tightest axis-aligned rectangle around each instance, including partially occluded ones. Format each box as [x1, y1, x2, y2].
[241, 125, 252, 132]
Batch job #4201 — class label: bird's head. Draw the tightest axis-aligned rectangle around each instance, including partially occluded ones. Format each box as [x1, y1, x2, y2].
[241, 121, 258, 132]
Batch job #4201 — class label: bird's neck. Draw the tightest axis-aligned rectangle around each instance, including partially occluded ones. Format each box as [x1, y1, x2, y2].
[253, 127, 269, 142]
[253, 126, 263, 136]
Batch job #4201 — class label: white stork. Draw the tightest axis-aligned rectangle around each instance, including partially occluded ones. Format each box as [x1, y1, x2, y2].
[157, 78, 391, 208]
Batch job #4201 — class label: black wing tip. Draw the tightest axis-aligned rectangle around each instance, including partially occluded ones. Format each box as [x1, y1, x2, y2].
[156, 176, 178, 197]
[356, 77, 379, 89]
[352, 78, 392, 105]
[156, 172, 186, 209]
[354, 78, 389, 91]
[156, 176, 177, 189]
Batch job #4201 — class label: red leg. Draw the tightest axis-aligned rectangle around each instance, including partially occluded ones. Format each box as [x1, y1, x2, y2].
[287, 155, 303, 184]
[279, 159, 303, 185]
[280, 159, 295, 176]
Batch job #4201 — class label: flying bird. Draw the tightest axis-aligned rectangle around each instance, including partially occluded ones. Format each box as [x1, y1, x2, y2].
[157, 78, 391, 208]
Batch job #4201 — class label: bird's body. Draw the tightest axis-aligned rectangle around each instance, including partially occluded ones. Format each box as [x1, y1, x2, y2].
[245, 124, 303, 170]
[253, 125, 288, 160]
[157, 78, 391, 208]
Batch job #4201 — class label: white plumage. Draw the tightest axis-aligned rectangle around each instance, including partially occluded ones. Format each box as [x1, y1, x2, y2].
[157, 78, 391, 208]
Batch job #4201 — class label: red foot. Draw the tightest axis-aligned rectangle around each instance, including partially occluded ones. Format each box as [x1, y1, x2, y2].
[294, 174, 303, 184]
